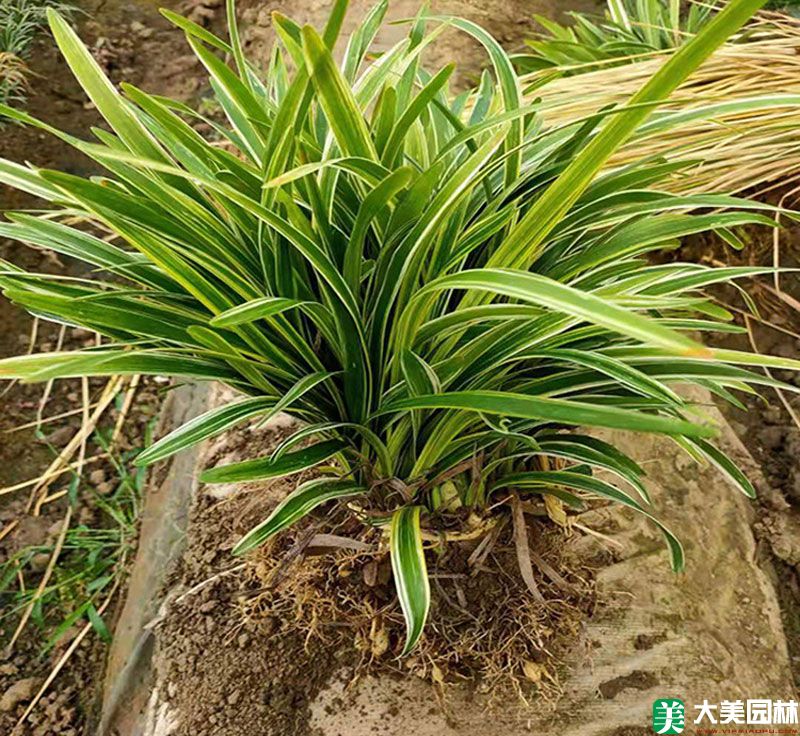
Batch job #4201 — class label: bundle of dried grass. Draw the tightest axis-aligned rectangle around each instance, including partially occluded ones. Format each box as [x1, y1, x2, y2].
[523, 11, 800, 198]
[0, 50, 28, 104]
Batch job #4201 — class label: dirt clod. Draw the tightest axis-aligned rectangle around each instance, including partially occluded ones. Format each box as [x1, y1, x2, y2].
[1, 678, 40, 712]
[88, 468, 107, 485]
[27, 553, 51, 573]
[44, 426, 73, 447]
[632, 632, 667, 651]
[598, 671, 659, 699]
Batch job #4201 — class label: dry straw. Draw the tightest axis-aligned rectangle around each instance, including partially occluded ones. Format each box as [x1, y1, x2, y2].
[524, 11, 800, 197]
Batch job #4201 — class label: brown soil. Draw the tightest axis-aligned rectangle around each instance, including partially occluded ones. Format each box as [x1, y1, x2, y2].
[149, 415, 349, 736]
[238, 0, 599, 87]
[678, 205, 800, 687]
[0, 0, 211, 733]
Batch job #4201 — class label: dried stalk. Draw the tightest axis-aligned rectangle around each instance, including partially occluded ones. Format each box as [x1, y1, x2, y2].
[525, 11, 800, 198]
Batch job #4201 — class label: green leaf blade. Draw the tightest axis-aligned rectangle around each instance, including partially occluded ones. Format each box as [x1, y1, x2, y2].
[136, 396, 275, 466]
[233, 478, 365, 555]
[390, 506, 430, 655]
[384, 390, 716, 439]
[201, 439, 346, 484]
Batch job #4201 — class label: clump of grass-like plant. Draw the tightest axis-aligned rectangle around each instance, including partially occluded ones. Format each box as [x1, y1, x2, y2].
[516, 0, 715, 74]
[0, 0, 75, 105]
[0, 0, 797, 654]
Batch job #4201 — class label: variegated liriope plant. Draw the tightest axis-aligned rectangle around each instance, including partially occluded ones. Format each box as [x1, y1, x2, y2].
[0, 0, 796, 654]
[515, 0, 716, 74]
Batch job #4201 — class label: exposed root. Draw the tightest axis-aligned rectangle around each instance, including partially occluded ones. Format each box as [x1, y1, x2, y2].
[236, 509, 595, 708]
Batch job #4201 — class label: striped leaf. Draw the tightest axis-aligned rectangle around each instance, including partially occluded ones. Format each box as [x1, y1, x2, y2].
[200, 439, 346, 483]
[390, 506, 430, 655]
[233, 478, 366, 555]
[136, 397, 275, 466]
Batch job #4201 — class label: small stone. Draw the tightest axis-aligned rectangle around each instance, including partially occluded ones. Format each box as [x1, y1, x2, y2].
[188, 5, 215, 22]
[227, 689, 241, 706]
[15, 515, 51, 547]
[522, 660, 543, 682]
[369, 623, 389, 658]
[130, 20, 153, 37]
[199, 600, 217, 614]
[786, 429, 800, 456]
[757, 425, 785, 450]
[78, 506, 95, 525]
[96, 482, 114, 495]
[89, 469, 106, 485]
[46, 426, 73, 447]
[1, 678, 40, 711]
[28, 553, 51, 573]
[237, 633, 250, 649]
[362, 560, 378, 587]
[728, 420, 748, 437]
